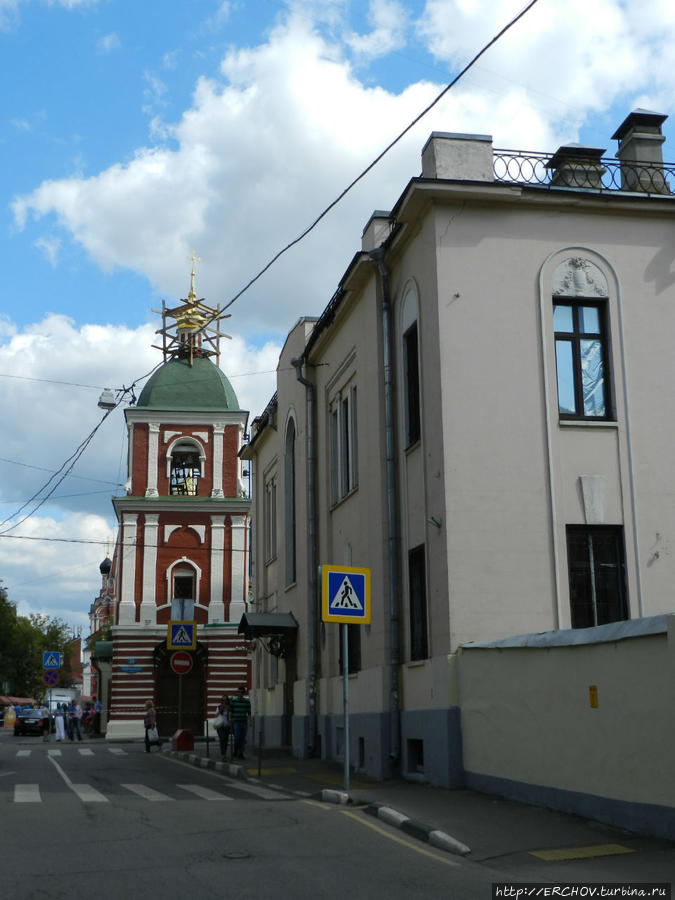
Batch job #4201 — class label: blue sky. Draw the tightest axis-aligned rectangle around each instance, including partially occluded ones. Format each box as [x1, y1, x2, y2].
[2, 0, 675, 630]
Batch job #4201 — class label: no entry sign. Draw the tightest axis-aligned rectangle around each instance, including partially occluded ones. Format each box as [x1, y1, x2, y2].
[170, 651, 193, 676]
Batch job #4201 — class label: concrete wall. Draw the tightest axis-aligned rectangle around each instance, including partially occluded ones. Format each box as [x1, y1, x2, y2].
[459, 616, 675, 839]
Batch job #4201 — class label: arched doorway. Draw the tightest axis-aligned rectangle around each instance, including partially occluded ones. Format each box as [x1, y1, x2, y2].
[154, 643, 207, 736]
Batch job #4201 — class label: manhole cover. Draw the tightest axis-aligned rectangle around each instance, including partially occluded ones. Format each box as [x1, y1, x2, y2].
[222, 851, 250, 860]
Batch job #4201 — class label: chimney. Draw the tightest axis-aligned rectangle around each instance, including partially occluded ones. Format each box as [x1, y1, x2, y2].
[612, 109, 669, 194]
[361, 211, 392, 252]
[421, 132, 493, 182]
[545, 144, 606, 189]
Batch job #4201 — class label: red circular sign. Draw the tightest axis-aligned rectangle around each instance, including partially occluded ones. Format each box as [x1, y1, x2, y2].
[42, 669, 59, 686]
[170, 651, 193, 675]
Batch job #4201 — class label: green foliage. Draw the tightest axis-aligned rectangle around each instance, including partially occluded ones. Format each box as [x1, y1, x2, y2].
[0, 581, 76, 701]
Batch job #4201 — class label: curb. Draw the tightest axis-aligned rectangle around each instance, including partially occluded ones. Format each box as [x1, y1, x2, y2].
[168, 749, 247, 780]
[365, 802, 471, 857]
[164, 751, 471, 857]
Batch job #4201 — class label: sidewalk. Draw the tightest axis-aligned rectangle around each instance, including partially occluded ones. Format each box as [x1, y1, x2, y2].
[171, 742, 675, 880]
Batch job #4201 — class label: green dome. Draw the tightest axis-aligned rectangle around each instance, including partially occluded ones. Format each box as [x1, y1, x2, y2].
[136, 356, 240, 411]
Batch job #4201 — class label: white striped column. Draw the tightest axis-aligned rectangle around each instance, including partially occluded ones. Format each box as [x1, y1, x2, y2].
[228, 515, 247, 623]
[211, 424, 225, 497]
[118, 514, 138, 625]
[140, 514, 159, 624]
[209, 516, 226, 622]
[145, 423, 160, 497]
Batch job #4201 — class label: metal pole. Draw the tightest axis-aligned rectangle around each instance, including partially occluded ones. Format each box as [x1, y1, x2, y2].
[342, 623, 350, 793]
[178, 674, 183, 730]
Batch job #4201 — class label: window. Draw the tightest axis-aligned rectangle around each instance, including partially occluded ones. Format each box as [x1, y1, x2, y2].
[566, 526, 628, 628]
[285, 420, 296, 585]
[408, 545, 428, 660]
[554, 301, 610, 418]
[330, 385, 358, 505]
[403, 322, 421, 447]
[264, 476, 277, 563]
[169, 441, 202, 495]
[171, 567, 195, 619]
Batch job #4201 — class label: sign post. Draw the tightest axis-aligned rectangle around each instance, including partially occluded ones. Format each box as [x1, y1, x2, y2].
[320, 565, 371, 793]
[169, 650, 193, 730]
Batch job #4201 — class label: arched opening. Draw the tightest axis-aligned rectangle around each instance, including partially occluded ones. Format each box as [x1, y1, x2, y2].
[169, 439, 203, 495]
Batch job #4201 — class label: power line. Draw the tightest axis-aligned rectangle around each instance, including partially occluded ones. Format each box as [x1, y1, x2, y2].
[0, 533, 250, 553]
[220, 0, 541, 313]
[0, 457, 124, 486]
[0, 360, 163, 536]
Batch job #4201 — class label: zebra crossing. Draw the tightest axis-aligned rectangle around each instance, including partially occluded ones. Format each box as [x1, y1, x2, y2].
[10, 781, 251, 803]
[4, 747, 292, 804]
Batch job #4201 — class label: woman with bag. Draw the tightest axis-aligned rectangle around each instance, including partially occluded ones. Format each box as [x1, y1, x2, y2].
[214, 698, 231, 759]
[144, 699, 161, 753]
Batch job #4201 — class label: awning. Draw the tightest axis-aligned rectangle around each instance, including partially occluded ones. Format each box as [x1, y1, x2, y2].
[237, 612, 298, 658]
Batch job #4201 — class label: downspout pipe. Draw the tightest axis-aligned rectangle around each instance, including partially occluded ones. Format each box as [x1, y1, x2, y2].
[291, 356, 318, 756]
[369, 246, 401, 768]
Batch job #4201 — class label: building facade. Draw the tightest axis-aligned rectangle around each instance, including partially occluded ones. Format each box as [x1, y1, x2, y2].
[105, 278, 251, 740]
[242, 110, 675, 787]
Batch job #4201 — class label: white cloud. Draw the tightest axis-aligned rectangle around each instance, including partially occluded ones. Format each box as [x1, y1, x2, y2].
[0, 313, 280, 622]
[34, 235, 61, 265]
[97, 32, 120, 54]
[347, 0, 408, 60]
[12, 1, 675, 350]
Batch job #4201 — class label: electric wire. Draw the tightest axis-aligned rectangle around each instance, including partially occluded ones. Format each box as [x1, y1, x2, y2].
[0, 359, 163, 535]
[219, 0, 541, 313]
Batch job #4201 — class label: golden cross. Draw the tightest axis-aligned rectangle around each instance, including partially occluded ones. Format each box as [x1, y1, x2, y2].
[188, 252, 201, 302]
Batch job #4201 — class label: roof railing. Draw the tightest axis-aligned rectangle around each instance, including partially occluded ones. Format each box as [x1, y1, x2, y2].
[493, 149, 674, 195]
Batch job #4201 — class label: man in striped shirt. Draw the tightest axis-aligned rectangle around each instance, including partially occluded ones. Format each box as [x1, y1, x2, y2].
[229, 685, 251, 759]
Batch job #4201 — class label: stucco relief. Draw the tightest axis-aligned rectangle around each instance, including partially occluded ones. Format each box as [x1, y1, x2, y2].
[552, 257, 608, 298]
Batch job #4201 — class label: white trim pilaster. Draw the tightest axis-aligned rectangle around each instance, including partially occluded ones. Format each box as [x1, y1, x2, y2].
[140, 514, 159, 623]
[209, 516, 226, 622]
[211, 424, 225, 498]
[118, 514, 138, 625]
[145, 423, 160, 497]
[229, 515, 247, 623]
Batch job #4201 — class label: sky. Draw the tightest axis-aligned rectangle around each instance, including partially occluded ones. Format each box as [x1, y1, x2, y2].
[2, 0, 675, 633]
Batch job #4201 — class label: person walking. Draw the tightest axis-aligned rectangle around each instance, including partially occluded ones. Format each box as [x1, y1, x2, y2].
[214, 698, 231, 759]
[68, 700, 82, 741]
[144, 700, 161, 752]
[41, 706, 50, 742]
[54, 703, 66, 741]
[229, 686, 251, 760]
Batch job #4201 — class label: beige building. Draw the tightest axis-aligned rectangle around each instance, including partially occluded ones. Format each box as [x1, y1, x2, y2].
[241, 110, 675, 793]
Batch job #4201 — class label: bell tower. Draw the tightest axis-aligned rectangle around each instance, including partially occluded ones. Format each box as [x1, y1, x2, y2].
[106, 262, 251, 740]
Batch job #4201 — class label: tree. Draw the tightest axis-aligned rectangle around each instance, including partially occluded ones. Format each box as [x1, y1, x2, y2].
[0, 581, 77, 700]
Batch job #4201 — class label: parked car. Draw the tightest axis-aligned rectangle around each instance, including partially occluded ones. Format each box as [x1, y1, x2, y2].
[14, 709, 53, 736]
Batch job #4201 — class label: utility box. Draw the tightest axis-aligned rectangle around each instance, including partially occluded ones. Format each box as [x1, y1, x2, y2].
[171, 729, 194, 751]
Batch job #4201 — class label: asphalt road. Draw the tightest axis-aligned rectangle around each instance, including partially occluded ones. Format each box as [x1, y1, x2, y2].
[0, 732, 500, 900]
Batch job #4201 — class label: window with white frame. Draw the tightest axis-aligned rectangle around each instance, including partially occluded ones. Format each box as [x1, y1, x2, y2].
[330, 383, 358, 505]
[170, 565, 196, 619]
[264, 475, 277, 563]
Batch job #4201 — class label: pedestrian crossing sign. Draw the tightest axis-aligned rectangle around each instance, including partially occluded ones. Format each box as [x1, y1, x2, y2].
[167, 621, 196, 650]
[321, 565, 370, 624]
[42, 651, 61, 669]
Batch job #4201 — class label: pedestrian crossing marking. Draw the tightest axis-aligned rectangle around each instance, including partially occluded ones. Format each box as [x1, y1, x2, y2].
[15, 784, 40, 803]
[122, 784, 173, 802]
[331, 576, 363, 610]
[177, 783, 232, 801]
[220, 776, 288, 801]
[108, 748, 126, 755]
[78, 748, 94, 756]
[70, 783, 108, 803]
[47, 749, 62, 757]
[17, 750, 31, 758]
